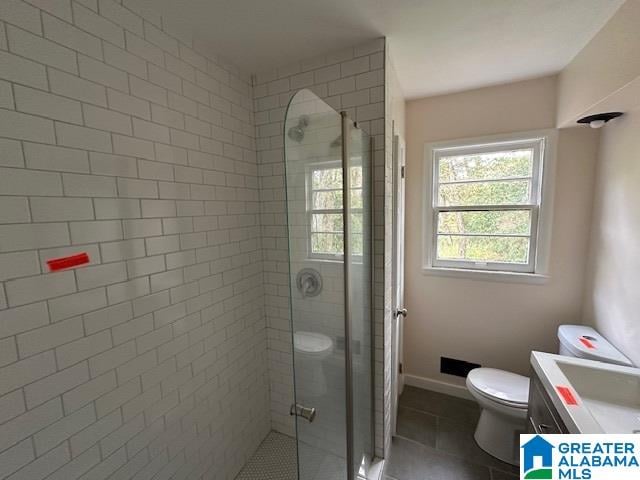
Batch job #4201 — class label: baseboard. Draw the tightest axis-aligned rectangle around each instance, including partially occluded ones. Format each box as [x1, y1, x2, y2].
[404, 374, 474, 401]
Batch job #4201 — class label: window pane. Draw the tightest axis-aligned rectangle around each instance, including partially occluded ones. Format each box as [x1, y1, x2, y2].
[311, 214, 362, 235]
[350, 188, 363, 208]
[312, 233, 344, 255]
[438, 179, 531, 206]
[350, 233, 363, 256]
[437, 210, 531, 235]
[312, 167, 342, 189]
[312, 213, 343, 233]
[313, 190, 343, 209]
[350, 212, 363, 234]
[311, 165, 361, 189]
[350, 166, 362, 188]
[437, 235, 529, 264]
[439, 149, 533, 183]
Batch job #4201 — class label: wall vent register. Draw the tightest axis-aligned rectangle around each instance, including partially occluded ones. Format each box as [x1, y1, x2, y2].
[440, 356, 481, 378]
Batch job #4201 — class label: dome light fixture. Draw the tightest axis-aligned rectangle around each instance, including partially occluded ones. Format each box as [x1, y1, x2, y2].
[577, 112, 624, 129]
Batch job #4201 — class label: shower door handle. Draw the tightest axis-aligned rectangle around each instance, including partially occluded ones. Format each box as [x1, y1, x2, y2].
[290, 404, 316, 423]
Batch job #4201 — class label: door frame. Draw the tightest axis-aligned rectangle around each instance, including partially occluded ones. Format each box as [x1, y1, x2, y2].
[390, 131, 406, 436]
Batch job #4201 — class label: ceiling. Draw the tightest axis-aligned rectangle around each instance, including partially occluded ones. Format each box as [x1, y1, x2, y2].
[146, 0, 624, 99]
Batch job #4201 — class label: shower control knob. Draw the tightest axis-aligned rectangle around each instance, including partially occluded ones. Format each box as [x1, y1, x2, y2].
[296, 268, 322, 298]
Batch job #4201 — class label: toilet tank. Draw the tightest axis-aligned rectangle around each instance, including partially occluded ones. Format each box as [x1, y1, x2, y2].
[557, 325, 633, 367]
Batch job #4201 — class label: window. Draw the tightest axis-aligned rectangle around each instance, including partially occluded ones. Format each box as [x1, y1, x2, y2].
[424, 132, 555, 276]
[307, 162, 363, 259]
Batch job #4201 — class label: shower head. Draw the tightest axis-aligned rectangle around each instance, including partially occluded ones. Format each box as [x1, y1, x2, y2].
[287, 115, 309, 142]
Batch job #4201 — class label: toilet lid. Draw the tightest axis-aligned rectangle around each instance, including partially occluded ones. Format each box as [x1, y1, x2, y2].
[294, 331, 332, 353]
[467, 368, 529, 407]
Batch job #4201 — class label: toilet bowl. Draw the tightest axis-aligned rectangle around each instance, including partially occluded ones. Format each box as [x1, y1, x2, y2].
[466, 368, 529, 465]
[293, 331, 333, 397]
[466, 325, 633, 466]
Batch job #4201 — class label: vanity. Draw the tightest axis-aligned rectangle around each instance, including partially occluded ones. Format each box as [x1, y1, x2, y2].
[527, 368, 569, 434]
[528, 351, 640, 435]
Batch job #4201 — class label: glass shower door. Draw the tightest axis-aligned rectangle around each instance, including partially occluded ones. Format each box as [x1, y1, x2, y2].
[346, 123, 373, 480]
[285, 90, 348, 480]
[284, 89, 373, 480]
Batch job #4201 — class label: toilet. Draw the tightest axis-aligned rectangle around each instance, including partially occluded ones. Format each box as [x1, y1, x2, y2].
[466, 325, 633, 465]
[293, 331, 333, 397]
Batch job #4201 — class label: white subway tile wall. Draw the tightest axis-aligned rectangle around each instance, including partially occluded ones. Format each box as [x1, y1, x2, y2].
[0, 2, 271, 480]
[253, 38, 389, 458]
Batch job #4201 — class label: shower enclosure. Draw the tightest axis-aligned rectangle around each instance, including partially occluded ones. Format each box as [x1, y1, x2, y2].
[284, 89, 375, 480]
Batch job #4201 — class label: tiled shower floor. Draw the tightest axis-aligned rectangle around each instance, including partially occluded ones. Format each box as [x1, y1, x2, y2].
[235, 432, 348, 480]
[236, 432, 297, 480]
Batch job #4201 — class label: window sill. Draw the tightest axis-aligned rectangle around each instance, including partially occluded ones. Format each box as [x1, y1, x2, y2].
[306, 256, 342, 264]
[306, 256, 364, 265]
[421, 266, 549, 285]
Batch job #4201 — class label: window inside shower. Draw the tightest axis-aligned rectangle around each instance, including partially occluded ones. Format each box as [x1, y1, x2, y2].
[307, 162, 364, 259]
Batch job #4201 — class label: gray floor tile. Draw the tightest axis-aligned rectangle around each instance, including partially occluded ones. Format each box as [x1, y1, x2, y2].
[386, 387, 524, 480]
[399, 386, 480, 425]
[396, 406, 437, 448]
[436, 417, 518, 474]
[385, 436, 491, 480]
[490, 469, 519, 480]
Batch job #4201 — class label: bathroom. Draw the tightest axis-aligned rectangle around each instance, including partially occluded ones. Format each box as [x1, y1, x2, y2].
[0, 1, 639, 480]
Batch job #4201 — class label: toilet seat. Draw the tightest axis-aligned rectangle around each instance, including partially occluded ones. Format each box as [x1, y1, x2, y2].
[293, 331, 332, 355]
[293, 331, 333, 397]
[467, 368, 529, 409]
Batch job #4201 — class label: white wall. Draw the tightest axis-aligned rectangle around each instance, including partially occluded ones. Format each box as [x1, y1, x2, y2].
[558, 0, 640, 367]
[583, 109, 640, 365]
[557, 0, 640, 126]
[404, 76, 599, 389]
[0, 1, 270, 479]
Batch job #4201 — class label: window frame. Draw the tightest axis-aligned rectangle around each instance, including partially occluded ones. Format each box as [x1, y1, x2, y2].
[422, 130, 557, 282]
[306, 160, 364, 261]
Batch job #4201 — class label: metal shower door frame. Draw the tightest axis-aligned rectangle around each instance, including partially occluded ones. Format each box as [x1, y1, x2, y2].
[340, 111, 376, 480]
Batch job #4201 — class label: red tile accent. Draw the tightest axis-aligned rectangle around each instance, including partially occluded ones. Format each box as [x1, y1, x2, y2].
[47, 252, 90, 271]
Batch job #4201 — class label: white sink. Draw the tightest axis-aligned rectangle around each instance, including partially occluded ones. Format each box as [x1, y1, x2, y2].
[531, 351, 640, 434]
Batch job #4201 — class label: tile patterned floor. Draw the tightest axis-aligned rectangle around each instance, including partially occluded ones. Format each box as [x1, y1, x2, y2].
[384, 386, 519, 480]
[235, 432, 298, 480]
[235, 431, 348, 480]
